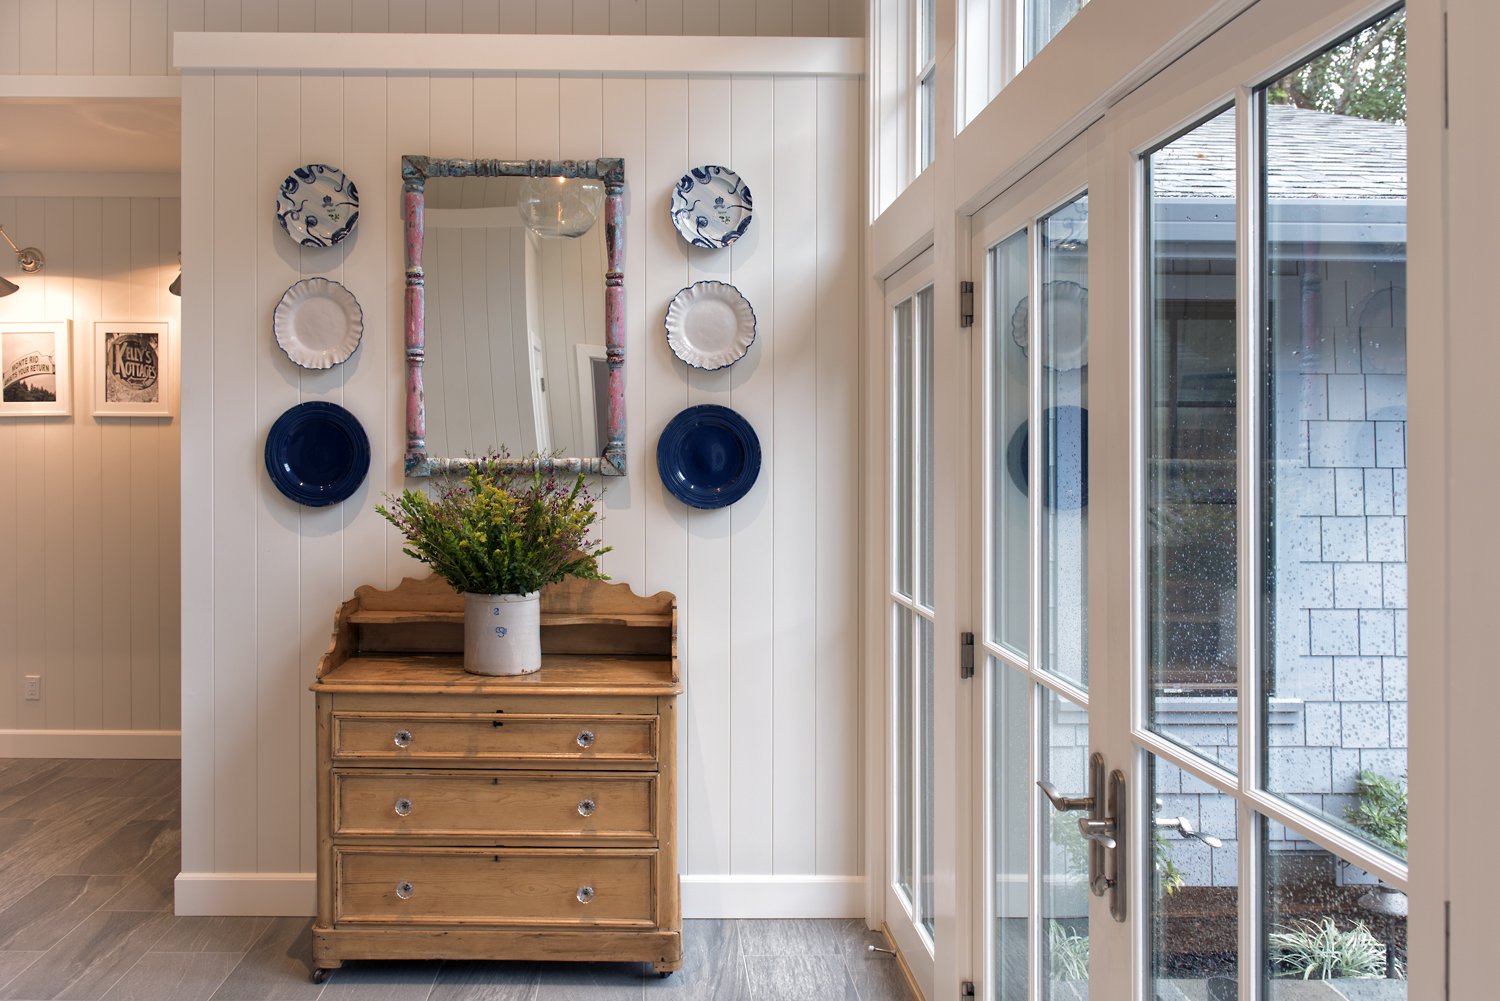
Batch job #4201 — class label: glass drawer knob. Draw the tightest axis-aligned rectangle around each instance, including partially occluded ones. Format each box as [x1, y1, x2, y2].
[394, 798, 413, 817]
[576, 885, 595, 904]
[393, 729, 413, 748]
[577, 799, 597, 817]
[395, 881, 414, 900]
[576, 730, 596, 748]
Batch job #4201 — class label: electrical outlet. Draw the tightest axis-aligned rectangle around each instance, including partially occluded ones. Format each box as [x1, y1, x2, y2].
[23, 676, 40, 701]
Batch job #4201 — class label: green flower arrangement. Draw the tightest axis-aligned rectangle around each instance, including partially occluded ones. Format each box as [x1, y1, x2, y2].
[377, 454, 611, 596]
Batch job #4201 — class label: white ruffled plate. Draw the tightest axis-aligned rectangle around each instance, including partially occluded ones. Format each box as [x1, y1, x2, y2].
[665, 281, 757, 371]
[274, 278, 364, 370]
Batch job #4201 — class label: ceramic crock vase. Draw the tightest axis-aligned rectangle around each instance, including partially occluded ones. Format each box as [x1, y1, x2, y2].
[462, 591, 542, 676]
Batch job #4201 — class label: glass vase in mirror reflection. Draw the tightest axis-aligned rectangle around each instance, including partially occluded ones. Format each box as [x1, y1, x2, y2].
[421, 174, 610, 461]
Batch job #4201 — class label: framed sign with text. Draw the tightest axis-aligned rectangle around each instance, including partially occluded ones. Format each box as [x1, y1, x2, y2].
[0, 320, 72, 417]
[93, 321, 173, 418]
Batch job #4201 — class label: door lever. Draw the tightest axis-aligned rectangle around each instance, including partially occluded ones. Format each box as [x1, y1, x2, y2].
[1077, 816, 1117, 850]
[1037, 779, 1093, 814]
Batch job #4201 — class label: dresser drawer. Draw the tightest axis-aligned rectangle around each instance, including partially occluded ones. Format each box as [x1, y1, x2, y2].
[334, 848, 657, 927]
[331, 712, 657, 765]
[333, 770, 657, 840]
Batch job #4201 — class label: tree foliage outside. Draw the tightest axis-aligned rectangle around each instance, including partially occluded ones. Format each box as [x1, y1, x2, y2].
[1266, 9, 1406, 124]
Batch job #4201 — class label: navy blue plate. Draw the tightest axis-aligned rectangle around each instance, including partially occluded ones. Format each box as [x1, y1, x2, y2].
[1004, 406, 1088, 510]
[265, 402, 370, 507]
[657, 404, 761, 509]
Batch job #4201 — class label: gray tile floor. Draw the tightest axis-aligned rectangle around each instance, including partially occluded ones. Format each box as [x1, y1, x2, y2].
[0, 759, 917, 1001]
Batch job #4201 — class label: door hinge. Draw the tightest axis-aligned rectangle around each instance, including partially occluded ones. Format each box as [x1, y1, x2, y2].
[960, 982, 976, 999]
[959, 281, 974, 327]
[960, 631, 975, 679]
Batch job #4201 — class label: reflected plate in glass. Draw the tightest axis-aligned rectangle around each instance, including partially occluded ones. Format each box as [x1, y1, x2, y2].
[264, 402, 371, 507]
[1005, 405, 1088, 510]
[656, 404, 762, 509]
[670, 166, 753, 249]
[273, 277, 364, 370]
[276, 164, 360, 248]
[664, 280, 757, 370]
[1009, 280, 1089, 370]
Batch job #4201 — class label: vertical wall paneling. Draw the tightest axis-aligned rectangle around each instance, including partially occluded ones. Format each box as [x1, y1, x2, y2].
[683, 74, 735, 879]
[0, 0, 19, 74]
[680, 0, 719, 36]
[350, 0, 390, 33]
[18, 0, 57, 74]
[571, 0, 610, 35]
[179, 64, 863, 910]
[275, 0, 313, 33]
[498, 0, 536, 34]
[426, 0, 463, 33]
[158, 198, 184, 731]
[210, 72, 259, 873]
[316, 0, 355, 33]
[133, 0, 171, 77]
[770, 74, 820, 873]
[297, 68, 351, 875]
[57, 0, 95, 75]
[42, 199, 77, 730]
[814, 74, 860, 873]
[94, 0, 133, 74]
[725, 75, 776, 875]
[792, 0, 829, 37]
[757, 0, 794, 37]
[645, 0, 682, 36]
[71, 198, 105, 731]
[536, 1, 572, 35]
[203, 0, 241, 32]
[598, 73, 647, 595]
[178, 67, 214, 872]
[128, 197, 164, 730]
[609, 0, 646, 35]
[640, 74, 693, 874]
[99, 198, 134, 731]
[389, 1, 425, 33]
[720, 0, 756, 38]
[255, 72, 303, 876]
[0, 191, 181, 738]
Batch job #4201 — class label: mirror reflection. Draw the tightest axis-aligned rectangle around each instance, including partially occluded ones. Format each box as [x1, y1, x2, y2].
[422, 175, 608, 460]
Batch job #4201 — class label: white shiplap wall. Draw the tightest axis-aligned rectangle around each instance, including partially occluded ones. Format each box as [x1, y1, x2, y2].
[179, 68, 863, 913]
[0, 196, 182, 745]
[0, 0, 865, 75]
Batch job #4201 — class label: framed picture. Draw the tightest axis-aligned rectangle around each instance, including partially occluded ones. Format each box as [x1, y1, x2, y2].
[93, 322, 173, 418]
[0, 321, 72, 417]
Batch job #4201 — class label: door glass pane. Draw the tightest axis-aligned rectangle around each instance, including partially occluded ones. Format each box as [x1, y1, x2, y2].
[1260, 8, 1408, 859]
[1149, 754, 1240, 999]
[990, 230, 1030, 658]
[991, 662, 1030, 999]
[1265, 829, 1407, 994]
[918, 614, 936, 937]
[895, 605, 913, 903]
[1026, 0, 1091, 66]
[1041, 685, 1089, 999]
[1040, 194, 1089, 688]
[917, 288, 936, 609]
[1146, 107, 1240, 768]
[895, 300, 913, 599]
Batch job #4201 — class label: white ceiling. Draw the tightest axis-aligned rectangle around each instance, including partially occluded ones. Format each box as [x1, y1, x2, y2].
[0, 99, 181, 174]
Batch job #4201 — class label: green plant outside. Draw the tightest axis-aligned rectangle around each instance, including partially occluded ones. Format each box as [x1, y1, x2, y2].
[1047, 922, 1090, 982]
[377, 454, 611, 596]
[1345, 770, 1408, 858]
[1269, 916, 1385, 980]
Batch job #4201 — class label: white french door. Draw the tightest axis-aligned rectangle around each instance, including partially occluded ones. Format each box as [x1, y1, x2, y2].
[961, 1, 1412, 998]
[886, 250, 942, 1001]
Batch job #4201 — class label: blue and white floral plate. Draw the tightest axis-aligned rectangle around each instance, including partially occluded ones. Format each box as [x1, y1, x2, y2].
[276, 164, 360, 248]
[670, 166, 752, 249]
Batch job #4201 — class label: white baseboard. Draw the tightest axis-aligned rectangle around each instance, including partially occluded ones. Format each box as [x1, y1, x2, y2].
[681, 875, 866, 918]
[171, 872, 866, 919]
[0, 729, 180, 759]
[174, 873, 316, 916]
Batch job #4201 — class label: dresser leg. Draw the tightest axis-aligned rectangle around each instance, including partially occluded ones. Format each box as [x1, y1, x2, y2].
[311, 966, 338, 984]
[651, 962, 681, 977]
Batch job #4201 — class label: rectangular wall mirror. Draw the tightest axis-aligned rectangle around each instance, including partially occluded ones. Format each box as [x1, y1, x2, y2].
[401, 156, 626, 476]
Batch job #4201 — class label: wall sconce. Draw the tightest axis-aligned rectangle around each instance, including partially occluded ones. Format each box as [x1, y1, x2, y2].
[169, 254, 182, 296]
[518, 176, 604, 239]
[0, 225, 45, 298]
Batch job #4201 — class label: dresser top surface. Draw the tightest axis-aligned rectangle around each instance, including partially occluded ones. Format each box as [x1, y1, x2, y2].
[313, 653, 680, 696]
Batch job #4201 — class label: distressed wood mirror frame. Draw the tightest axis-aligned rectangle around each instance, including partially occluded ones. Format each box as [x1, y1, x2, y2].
[401, 155, 626, 477]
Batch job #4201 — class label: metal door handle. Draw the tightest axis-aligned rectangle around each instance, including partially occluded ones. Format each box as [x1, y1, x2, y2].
[1037, 779, 1093, 813]
[1038, 752, 1126, 922]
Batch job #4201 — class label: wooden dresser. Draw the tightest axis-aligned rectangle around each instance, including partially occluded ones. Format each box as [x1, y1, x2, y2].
[309, 575, 682, 981]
